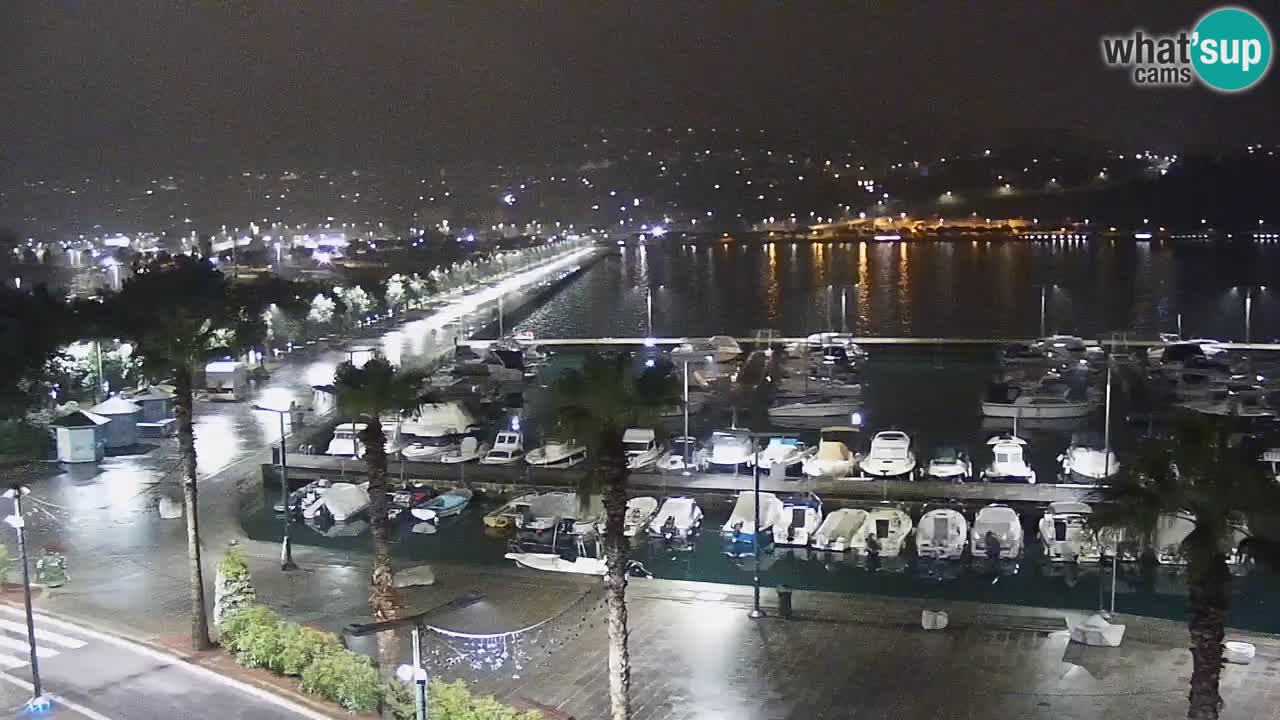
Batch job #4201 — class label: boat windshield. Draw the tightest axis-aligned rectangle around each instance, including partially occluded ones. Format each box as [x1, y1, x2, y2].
[489, 450, 510, 458]
[624, 441, 652, 452]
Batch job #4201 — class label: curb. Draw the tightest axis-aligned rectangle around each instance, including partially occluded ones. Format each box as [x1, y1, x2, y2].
[0, 599, 343, 720]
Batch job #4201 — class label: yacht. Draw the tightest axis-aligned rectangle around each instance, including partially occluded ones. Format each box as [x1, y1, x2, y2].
[526, 439, 588, 468]
[400, 402, 481, 439]
[767, 395, 862, 423]
[923, 446, 972, 481]
[657, 436, 701, 472]
[801, 426, 861, 478]
[1059, 439, 1120, 481]
[982, 385, 1093, 419]
[862, 431, 917, 478]
[772, 494, 823, 547]
[847, 506, 914, 557]
[623, 428, 665, 470]
[595, 496, 660, 537]
[705, 430, 754, 470]
[981, 435, 1037, 484]
[649, 497, 703, 541]
[970, 504, 1024, 560]
[721, 491, 785, 543]
[481, 431, 525, 465]
[811, 508, 869, 552]
[916, 507, 969, 560]
[1038, 501, 1100, 563]
[747, 437, 816, 474]
[439, 436, 489, 464]
[325, 424, 366, 457]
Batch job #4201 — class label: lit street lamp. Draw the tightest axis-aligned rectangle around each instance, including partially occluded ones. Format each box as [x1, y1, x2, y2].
[4, 485, 48, 713]
[253, 404, 298, 570]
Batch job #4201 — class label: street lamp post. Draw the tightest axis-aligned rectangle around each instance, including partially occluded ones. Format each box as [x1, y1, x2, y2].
[1245, 291, 1253, 344]
[1040, 285, 1048, 337]
[254, 405, 297, 570]
[646, 287, 653, 337]
[749, 442, 765, 619]
[4, 486, 47, 712]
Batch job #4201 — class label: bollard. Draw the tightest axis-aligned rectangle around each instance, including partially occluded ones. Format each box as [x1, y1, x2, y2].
[776, 585, 793, 619]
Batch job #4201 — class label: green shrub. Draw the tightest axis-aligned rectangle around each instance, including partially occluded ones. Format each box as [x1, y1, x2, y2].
[300, 651, 383, 714]
[276, 624, 343, 676]
[429, 679, 542, 720]
[228, 614, 288, 670]
[384, 679, 417, 720]
[219, 606, 284, 660]
[214, 548, 257, 628]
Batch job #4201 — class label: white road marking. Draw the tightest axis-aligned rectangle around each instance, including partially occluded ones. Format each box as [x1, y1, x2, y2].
[0, 633, 58, 658]
[0, 652, 27, 669]
[0, 671, 116, 720]
[0, 619, 87, 649]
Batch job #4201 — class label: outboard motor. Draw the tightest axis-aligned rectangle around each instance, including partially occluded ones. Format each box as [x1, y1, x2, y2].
[661, 515, 677, 540]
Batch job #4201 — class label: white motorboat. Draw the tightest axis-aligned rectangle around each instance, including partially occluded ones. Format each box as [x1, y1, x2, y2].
[411, 488, 474, 521]
[767, 395, 862, 422]
[916, 508, 969, 560]
[439, 437, 489, 464]
[862, 431, 916, 478]
[1262, 447, 1280, 484]
[801, 426, 861, 478]
[483, 493, 538, 529]
[811, 508, 869, 552]
[706, 430, 754, 470]
[848, 507, 913, 557]
[1059, 443, 1120, 481]
[400, 402, 481, 439]
[481, 431, 525, 465]
[511, 492, 602, 533]
[657, 436, 702, 472]
[505, 552, 606, 576]
[748, 437, 816, 473]
[675, 335, 742, 363]
[803, 332, 868, 360]
[772, 494, 823, 547]
[1031, 334, 1088, 359]
[774, 372, 863, 399]
[325, 423, 366, 457]
[1177, 393, 1276, 419]
[982, 386, 1093, 419]
[1154, 512, 1251, 566]
[649, 497, 703, 540]
[400, 436, 458, 462]
[595, 496, 660, 537]
[1147, 338, 1228, 368]
[623, 428, 665, 470]
[274, 479, 331, 514]
[301, 482, 370, 522]
[526, 440, 588, 468]
[721, 491, 785, 543]
[1038, 501, 1100, 563]
[981, 435, 1037, 484]
[970, 504, 1024, 560]
[923, 446, 972, 481]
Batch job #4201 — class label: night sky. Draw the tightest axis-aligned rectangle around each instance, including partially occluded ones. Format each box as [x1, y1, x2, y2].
[3, 2, 1277, 176]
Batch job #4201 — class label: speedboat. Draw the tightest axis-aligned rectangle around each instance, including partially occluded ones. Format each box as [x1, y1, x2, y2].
[505, 552, 606, 576]
[1059, 440, 1120, 481]
[1153, 512, 1251, 566]
[274, 479, 331, 514]
[1038, 501, 1100, 563]
[526, 440, 588, 468]
[981, 435, 1036, 484]
[923, 446, 972, 481]
[916, 507, 969, 560]
[623, 428, 665, 470]
[325, 424, 366, 457]
[388, 486, 432, 521]
[802, 426, 861, 478]
[439, 436, 489, 464]
[400, 436, 458, 462]
[400, 402, 481, 439]
[811, 509, 870, 552]
[970, 504, 1024, 560]
[675, 335, 741, 363]
[772, 494, 823, 547]
[481, 431, 525, 465]
[848, 507, 913, 557]
[862, 431, 916, 478]
[982, 385, 1093, 419]
[596, 496, 660, 537]
[483, 493, 539, 529]
[649, 497, 703, 541]
[748, 437, 815, 474]
[767, 395, 862, 423]
[705, 430, 754, 470]
[657, 436, 701, 472]
[774, 372, 863, 400]
[301, 482, 370, 523]
[721, 491, 785, 543]
[1147, 338, 1228, 368]
[511, 492, 603, 534]
[411, 488, 473, 522]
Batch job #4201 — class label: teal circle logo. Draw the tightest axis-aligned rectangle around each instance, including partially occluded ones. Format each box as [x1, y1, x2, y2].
[1192, 7, 1272, 92]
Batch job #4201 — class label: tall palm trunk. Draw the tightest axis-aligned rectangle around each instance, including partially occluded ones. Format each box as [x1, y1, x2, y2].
[600, 441, 632, 720]
[174, 366, 211, 650]
[1186, 546, 1230, 720]
[359, 418, 400, 622]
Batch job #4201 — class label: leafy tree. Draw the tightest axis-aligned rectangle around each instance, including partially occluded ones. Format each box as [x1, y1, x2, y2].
[1092, 417, 1280, 720]
[331, 356, 428, 621]
[549, 353, 680, 720]
[0, 284, 76, 417]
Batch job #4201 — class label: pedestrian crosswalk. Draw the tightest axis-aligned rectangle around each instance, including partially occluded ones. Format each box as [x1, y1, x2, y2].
[0, 616, 86, 669]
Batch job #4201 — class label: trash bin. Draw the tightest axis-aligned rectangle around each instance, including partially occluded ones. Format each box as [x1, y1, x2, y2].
[776, 585, 793, 619]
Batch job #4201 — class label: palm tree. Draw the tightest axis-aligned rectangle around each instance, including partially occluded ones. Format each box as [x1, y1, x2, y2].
[1091, 417, 1280, 720]
[550, 352, 680, 720]
[332, 355, 427, 621]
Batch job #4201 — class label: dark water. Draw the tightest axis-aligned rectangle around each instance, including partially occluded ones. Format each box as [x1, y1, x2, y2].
[516, 239, 1280, 340]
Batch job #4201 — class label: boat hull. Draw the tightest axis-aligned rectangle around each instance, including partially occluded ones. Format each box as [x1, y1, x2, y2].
[981, 402, 1093, 419]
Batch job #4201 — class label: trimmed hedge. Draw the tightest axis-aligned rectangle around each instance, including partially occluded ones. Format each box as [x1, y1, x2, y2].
[300, 651, 383, 713]
[384, 677, 543, 720]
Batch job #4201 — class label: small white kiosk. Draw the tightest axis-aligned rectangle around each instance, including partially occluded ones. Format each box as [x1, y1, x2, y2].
[90, 396, 143, 449]
[51, 410, 110, 463]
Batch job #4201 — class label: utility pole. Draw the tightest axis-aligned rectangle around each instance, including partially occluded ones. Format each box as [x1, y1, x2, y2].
[5, 486, 47, 712]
